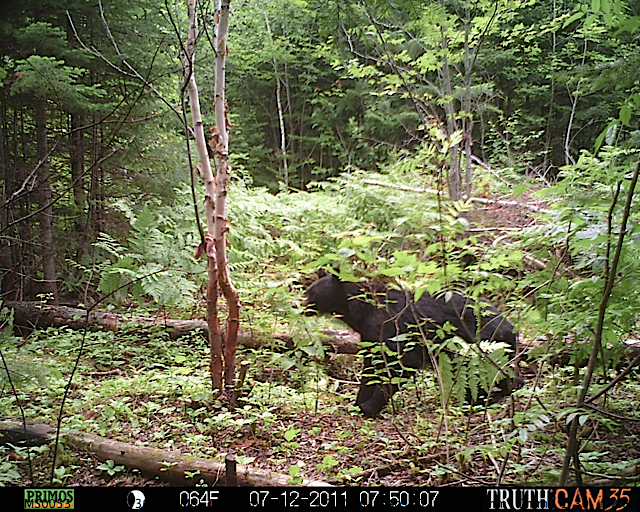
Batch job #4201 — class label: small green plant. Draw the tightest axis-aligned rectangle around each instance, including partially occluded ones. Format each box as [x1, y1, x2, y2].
[96, 460, 125, 477]
[0, 460, 20, 486]
[52, 465, 76, 485]
[278, 426, 301, 457]
[315, 454, 339, 474]
[287, 464, 304, 485]
[94, 199, 203, 309]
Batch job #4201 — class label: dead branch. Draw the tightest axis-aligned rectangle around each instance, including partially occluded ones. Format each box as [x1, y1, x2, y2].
[362, 179, 552, 214]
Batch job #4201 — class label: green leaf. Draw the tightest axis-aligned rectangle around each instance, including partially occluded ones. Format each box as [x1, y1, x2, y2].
[563, 11, 585, 29]
[513, 183, 530, 198]
[351, 235, 372, 246]
[378, 267, 407, 276]
[438, 352, 454, 399]
[619, 104, 631, 126]
[284, 427, 300, 442]
[518, 429, 529, 443]
[289, 464, 301, 477]
[322, 455, 339, 467]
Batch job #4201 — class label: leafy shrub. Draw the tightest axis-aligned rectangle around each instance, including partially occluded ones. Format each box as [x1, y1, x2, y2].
[517, 148, 640, 371]
[96, 195, 203, 309]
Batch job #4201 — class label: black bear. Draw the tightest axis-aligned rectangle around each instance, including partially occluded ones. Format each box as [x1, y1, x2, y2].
[304, 272, 518, 417]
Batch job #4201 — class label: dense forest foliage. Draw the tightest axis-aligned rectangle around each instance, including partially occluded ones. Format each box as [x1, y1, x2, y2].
[0, 0, 639, 489]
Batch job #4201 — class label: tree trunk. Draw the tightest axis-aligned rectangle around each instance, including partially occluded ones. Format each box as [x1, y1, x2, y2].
[66, 14, 87, 255]
[439, 31, 461, 201]
[2, 106, 27, 301]
[0, 86, 15, 299]
[213, 0, 241, 400]
[542, 0, 558, 174]
[35, 97, 58, 303]
[564, 39, 588, 167]
[69, 112, 86, 258]
[8, 300, 210, 339]
[462, 15, 474, 199]
[6, 300, 361, 354]
[264, 11, 288, 187]
[183, 0, 240, 399]
[89, 112, 103, 234]
[183, 0, 221, 391]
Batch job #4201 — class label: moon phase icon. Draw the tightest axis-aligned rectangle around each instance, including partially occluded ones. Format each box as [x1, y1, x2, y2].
[128, 490, 146, 509]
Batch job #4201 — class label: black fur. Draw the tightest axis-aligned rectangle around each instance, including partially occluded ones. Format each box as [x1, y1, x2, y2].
[304, 273, 518, 417]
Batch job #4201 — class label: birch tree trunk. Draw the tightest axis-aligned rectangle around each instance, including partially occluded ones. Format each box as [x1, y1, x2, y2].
[264, 11, 288, 187]
[184, 0, 223, 392]
[184, 0, 239, 398]
[212, 0, 240, 400]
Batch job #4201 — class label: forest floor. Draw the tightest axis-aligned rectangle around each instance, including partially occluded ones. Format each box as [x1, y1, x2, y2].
[13, 364, 640, 488]
[5, 199, 640, 488]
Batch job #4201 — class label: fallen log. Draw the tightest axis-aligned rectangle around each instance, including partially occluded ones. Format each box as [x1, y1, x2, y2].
[7, 301, 208, 340]
[362, 178, 553, 214]
[0, 419, 330, 487]
[5, 301, 361, 354]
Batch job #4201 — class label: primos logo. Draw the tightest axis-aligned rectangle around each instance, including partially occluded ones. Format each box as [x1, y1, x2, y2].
[24, 489, 75, 509]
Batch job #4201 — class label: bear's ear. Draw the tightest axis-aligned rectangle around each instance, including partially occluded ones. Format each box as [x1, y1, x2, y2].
[318, 267, 342, 280]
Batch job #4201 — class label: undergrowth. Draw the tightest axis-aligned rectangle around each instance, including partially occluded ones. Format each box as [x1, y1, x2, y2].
[2, 151, 640, 486]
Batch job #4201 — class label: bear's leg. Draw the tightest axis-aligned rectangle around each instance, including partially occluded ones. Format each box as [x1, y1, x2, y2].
[486, 373, 524, 403]
[358, 384, 397, 417]
[356, 355, 401, 417]
[399, 343, 427, 369]
[356, 356, 377, 405]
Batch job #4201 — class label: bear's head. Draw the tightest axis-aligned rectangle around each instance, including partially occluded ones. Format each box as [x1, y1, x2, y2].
[303, 272, 350, 316]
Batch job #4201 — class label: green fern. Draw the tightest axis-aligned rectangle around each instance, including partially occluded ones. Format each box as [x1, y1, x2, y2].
[438, 352, 455, 403]
[434, 338, 514, 404]
[0, 355, 59, 389]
